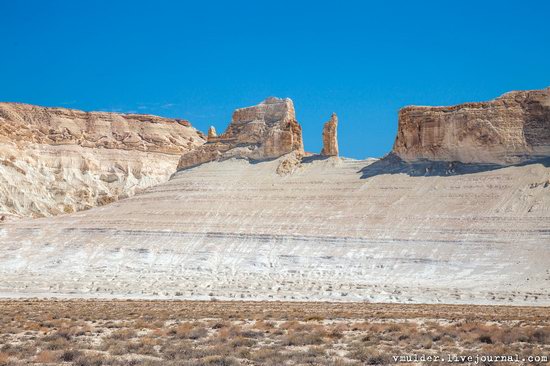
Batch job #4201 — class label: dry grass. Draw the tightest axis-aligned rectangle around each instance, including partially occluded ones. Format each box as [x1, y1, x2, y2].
[0, 300, 548, 365]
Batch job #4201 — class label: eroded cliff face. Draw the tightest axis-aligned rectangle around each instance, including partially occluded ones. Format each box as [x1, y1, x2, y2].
[393, 87, 550, 164]
[0, 103, 205, 219]
[177, 97, 303, 170]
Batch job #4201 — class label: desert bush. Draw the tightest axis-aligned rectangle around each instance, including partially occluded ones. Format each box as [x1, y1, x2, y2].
[281, 329, 325, 346]
[59, 349, 82, 361]
[103, 340, 129, 355]
[43, 336, 70, 350]
[34, 350, 60, 363]
[73, 353, 106, 366]
[250, 348, 288, 364]
[349, 346, 391, 364]
[228, 336, 256, 348]
[211, 321, 229, 329]
[109, 328, 137, 340]
[193, 356, 239, 366]
[173, 323, 208, 339]
[529, 327, 550, 344]
[478, 334, 493, 344]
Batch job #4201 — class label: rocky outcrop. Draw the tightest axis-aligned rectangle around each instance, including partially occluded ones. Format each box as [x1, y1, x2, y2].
[177, 97, 303, 170]
[393, 87, 550, 164]
[321, 113, 339, 157]
[207, 126, 217, 141]
[0, 102, 205, 218]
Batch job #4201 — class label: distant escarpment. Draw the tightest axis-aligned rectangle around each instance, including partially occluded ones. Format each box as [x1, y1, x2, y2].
[177, 97, 303, 170]
[393, 87, 550, 164]
[0, 103, 205, 219]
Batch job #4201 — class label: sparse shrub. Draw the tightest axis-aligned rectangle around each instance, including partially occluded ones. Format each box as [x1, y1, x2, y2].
[479, 334, 493, 344]
[74, 354, 105, 366]
[106, 341, 128, 355]
[211, 321, 229, 330]
[281, 329, 325, 346]
[196, 355, 239, 366]
[229, 336, 256, 348]
[34, 350, 59, 363]
[59, 349, 81, 362]
[109, 328, 137, 340]
[174, 323, 208, 339]
[530, 328, 549, 344]
[350, 346, 390, 364]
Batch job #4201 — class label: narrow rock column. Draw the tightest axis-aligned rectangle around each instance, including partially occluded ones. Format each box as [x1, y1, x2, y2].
[207, 126, 217, 141]
[321, 113, 339, 156]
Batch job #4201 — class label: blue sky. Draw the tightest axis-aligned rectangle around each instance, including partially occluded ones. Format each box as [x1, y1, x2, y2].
[2, 1, 549, 158]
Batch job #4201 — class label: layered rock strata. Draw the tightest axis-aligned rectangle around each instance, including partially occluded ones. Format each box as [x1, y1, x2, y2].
[0, 103, 205, 218]
[1, 156, 549, 304]
[177, 97, 303, 170]
[393, 87, 550, 164]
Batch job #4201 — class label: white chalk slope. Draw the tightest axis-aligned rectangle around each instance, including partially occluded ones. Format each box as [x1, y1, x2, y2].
[0, 156, 549, 304]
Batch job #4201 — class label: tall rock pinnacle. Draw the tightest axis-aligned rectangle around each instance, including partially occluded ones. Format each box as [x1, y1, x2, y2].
[321, 113, 339, 157]
[207, 126, 217, 141]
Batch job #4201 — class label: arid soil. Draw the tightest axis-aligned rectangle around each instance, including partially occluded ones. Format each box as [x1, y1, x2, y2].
[0, 300, 548, 365]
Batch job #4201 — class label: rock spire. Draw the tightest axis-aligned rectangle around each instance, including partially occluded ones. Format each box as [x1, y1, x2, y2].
[321, 113, 339, 157]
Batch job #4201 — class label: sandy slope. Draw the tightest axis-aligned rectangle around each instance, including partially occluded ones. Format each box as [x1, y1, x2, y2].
[0, 156, 549, 305]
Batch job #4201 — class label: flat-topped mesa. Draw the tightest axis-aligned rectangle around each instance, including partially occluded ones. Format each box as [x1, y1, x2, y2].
[321, 113, 339, 157]
[0, 102, 204, 154]
[177, 97, 303, 170]
[0, 102, 206, 218]
[392, 87, 550, 164]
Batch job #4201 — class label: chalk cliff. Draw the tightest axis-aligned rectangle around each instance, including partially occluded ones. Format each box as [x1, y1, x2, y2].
[0, 103, 205, 219]
[177, 97, 303, 170]
[393, 87, 550, 164]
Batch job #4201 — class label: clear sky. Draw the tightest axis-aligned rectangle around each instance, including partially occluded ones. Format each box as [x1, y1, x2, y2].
[2, 1, 549, 159]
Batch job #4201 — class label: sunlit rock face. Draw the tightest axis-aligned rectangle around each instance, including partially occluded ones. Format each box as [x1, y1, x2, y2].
[177, 97, 303, 170]
[207, 126, 217, 141]
[321, 113, 339, 157]
[393, 87, 550, 164]
[0, 102, 205, 219]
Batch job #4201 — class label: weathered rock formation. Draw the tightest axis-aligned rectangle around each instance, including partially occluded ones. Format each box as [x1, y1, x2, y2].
[1, 89, 550, 304]
[207, 126, 217, 141]
[393, 87, 550, 164]
[177, 97, 303, 170]
[321, 113, 339, 157]
[0, 102, 205, 218]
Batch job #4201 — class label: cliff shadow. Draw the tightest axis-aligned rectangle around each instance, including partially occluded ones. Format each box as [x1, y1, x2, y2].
[301, 155, 333, 164]
[359, 153, 550, 179]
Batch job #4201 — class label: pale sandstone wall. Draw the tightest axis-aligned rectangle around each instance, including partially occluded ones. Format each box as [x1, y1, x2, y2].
[177, 97, 303, 170]
[393, 88, 550, 164]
